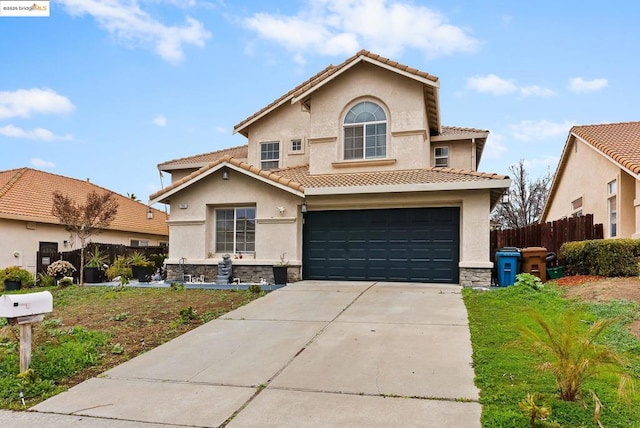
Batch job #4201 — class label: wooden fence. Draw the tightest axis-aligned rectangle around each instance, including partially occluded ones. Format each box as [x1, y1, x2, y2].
[37, 243, 167, 279]
[490, 214, 604, 265]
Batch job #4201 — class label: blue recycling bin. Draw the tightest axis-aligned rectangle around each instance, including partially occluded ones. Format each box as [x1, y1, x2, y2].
[495, 248, 521, 287]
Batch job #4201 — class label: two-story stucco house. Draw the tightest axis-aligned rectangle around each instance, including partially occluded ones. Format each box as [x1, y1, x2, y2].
[150, 50, 510, 286]
[541, 121, 640, 238]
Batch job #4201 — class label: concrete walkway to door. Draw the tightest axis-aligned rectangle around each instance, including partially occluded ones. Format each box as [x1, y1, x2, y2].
[20, 281, 481, 427]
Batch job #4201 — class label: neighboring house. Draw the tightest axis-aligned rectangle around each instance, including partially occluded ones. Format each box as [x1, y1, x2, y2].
[542, 121, 640, 239]
[0, 167, 169, 275]
[151, 50, 510, 286]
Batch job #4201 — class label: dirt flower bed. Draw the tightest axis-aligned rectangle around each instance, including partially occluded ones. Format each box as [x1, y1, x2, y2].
[557, 275, 640, 339]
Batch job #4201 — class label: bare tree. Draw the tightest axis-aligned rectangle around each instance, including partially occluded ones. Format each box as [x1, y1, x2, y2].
[491, 159, 552, 230]
[51, 190, 119, 284]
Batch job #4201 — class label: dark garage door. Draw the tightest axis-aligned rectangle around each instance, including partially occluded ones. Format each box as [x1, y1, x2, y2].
[303, 207, 460, 283]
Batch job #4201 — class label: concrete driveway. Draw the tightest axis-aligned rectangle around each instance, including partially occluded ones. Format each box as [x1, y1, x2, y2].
[16, 281, 480, 427]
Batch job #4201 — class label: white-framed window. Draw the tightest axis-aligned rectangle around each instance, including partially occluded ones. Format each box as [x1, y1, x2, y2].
[343, 101, 387, 160]
[571, 197, 583, 217]
[434, 146, 449, 167]
[290, 138, 303, 153]
[608, 180, 617, 238]
[260, 142, 280, 170]
[130, 239, 149, 247]
[215, 207, 256, 253]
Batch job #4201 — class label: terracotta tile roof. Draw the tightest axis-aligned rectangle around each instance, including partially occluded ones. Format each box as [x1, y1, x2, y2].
[571, 121, 640, 174]
[0, 168, 168, 236]
[233, 49, 440, 136]
[158, 145, 248, 170]
[150, 154, 508, 203]
[439, 126, 489, 136]
[276, 165, 507, 188]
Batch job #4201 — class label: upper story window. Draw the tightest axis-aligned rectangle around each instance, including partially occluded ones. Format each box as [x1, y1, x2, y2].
[260, 142, 280, 170]
[434, 146, 449, 167]
[343, 101, 386, 160]
[290, 139, 303, 153]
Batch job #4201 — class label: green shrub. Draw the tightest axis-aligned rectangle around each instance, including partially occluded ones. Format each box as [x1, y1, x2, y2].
[36, 273, 56, 288]
[105, 256, 132, 281]
[560, 239, 640, 276]
[248, 283, 262, 294]
[0, 266, 35, 288]
[514, 273, 544, 291]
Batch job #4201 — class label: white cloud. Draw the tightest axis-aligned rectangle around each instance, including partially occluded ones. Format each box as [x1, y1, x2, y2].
[520, 85, 556, 97]
[31, 158, 56, 168]
[508, 120, 574, 141]
[0, 124, 72, 141]
[0, 88, 74, 120]
[215, 126, 227, 134]
[568, 77, 608, 94]
[467, 75, 555, 97]
[521, 155, 559, 172]
[59, 0, 211, 64]
[244, 0, 479, 60]
[483, 132, 508, 160]
[152, 114, 167, 126]
[467, 74, 516, 95]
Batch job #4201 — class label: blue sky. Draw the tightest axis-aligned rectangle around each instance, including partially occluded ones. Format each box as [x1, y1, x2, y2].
[1, 1, 637, 204]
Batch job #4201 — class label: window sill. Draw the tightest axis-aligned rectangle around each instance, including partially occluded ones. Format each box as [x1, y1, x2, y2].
[332, 158, 397, 168]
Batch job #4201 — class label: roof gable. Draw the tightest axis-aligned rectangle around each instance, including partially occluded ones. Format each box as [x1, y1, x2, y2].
[0, 168, 168, 236]
[541, 121, 640, 221]
[571, 121, 640, 174]
[233, 50, 441, 137]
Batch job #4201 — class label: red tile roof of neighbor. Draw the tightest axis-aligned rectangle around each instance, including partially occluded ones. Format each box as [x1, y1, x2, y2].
[150, 155, 508, 202]
[571, 121, 640, 174]
[232, 49, 441, 137]
[0, 168, 168, 235]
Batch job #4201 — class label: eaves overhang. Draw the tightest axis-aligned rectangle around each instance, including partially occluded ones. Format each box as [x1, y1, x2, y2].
[290, 54, 440, 105]
[149, 161, 305, 205]
[304, 179, 511, 196]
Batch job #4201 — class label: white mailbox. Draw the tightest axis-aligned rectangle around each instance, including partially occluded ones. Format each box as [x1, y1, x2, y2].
[0, 291, 53, 318]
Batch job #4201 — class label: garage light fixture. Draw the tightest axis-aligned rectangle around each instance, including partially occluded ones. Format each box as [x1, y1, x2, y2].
[222, 167, 229, 180]
[147, 207, 154, 220]
[301, 202, 308, 213]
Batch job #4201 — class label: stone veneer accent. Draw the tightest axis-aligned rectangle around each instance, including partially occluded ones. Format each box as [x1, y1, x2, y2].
[459, 267, 492, 287]
[166, 264, 301, 284]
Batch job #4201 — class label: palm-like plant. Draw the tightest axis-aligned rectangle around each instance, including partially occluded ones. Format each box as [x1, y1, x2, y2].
[519, 310, 630, 401]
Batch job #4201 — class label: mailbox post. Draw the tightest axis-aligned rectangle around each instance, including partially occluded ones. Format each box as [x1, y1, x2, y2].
[0, 291, 53, 373]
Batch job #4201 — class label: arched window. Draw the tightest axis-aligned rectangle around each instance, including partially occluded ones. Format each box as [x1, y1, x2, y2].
[343, 101, 387, 160]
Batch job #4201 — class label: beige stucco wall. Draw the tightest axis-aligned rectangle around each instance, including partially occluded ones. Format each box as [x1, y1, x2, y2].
[307, 64, 429, 174]
[0, 218, 168, 276]
[170, 169, 198, 184]
[307, 188, 492, 267]
[544, 137, 625, 237]
[245, 99, 311, 169]
[431, 140, 474, 171]
[166, 168, 303, 267]
[242, 63, 480, 176]
[619, 170, 636, 238]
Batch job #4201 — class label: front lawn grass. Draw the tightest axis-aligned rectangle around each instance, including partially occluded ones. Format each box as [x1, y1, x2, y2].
[463, 282, 640, 427]
[0, 285, 264, 409]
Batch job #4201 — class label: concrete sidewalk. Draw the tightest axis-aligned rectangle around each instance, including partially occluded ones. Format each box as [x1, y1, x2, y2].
[19, 281, 480, 427]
